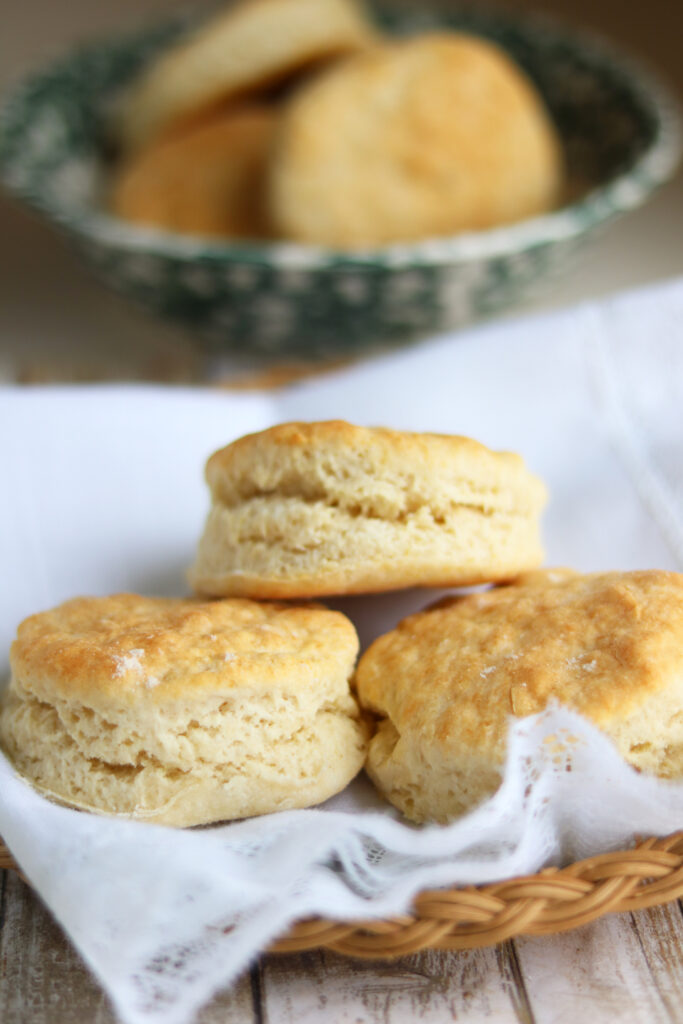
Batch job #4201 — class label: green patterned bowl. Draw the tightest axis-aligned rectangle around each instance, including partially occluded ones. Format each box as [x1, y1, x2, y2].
[0, 4, 679, 358]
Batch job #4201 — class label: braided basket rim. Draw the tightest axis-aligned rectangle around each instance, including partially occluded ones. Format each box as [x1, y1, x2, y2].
[2, 832, 683, 956]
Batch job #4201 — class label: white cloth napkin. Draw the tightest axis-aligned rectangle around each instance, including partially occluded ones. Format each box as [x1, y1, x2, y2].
[0, 276, 682, 1024]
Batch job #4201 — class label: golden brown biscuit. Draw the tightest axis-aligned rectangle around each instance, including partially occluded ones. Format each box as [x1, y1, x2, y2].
[356, 569, 683, 824]
[0, 594, 367, 826]
[189, 421, 547, 599]
[110, 106, 276, 239]
[270, 32, 563, 246]
[116, 0, 376, 152]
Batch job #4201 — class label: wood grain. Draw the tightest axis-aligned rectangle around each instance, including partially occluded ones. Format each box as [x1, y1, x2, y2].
[0, 873, 256, 1024]
[0, 872, 114, 1024]
[515, 910, 683, 1024]
[3, 870, 683, 1023]
[629, 901, 683, 1018]
[259, 946, 532, 1023]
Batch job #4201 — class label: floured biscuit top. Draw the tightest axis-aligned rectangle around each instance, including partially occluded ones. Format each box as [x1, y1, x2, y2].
[12, 593, 358, 705]
[359, 570, 683, 735]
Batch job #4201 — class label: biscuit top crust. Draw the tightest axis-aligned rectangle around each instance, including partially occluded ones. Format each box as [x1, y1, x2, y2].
[11, 594, 358, 706]
[356, 570, 683, 756]
[270, 31, 562, 245]
[205, 420, 547, 516]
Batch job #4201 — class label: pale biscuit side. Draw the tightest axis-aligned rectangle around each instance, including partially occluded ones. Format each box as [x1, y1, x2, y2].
[1, 680, 368, 826]
[190, 497, 546, 597]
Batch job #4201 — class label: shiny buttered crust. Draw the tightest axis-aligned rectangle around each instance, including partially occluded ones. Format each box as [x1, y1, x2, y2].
[0, 594, 367, 826]
[270, 32, 563, 246]
[356, 569, 683, 824]
[116, 0, 376, 151]
[111, 106, 277, 239]
[189, 420, 547, 599]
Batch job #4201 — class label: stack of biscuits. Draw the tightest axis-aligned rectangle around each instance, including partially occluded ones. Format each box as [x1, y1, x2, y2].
[3, 420, 683, 829]
[109, 0, 564, 247]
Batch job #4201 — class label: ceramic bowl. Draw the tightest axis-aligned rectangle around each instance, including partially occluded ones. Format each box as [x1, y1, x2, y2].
[0, 4, 679, 357]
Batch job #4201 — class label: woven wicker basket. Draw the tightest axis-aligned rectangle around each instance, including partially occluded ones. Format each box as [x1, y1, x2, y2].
[3, 833, 683, 956]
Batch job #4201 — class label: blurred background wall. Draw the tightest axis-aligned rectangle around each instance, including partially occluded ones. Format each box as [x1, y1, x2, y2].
[2, 0, 682, 93]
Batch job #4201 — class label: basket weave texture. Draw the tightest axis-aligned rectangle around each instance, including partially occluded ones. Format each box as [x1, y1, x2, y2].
[3, 833, 683, 957]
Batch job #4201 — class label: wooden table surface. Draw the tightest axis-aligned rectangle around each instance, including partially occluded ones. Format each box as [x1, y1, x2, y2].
[3, 869, 683, 1022]
[2, 0, 683, 1020]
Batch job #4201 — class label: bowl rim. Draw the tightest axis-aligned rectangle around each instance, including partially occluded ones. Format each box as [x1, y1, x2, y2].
[1, 4, 681, 270]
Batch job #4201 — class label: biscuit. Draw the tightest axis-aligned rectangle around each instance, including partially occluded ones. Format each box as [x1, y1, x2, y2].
[116, 0, 376, 152]
[110, 106, 275, 239]
[270, 32, 563, 246]
[355, 569, 683, 824]
[189, 421, 547, 599]
[0, 594, 367, 826]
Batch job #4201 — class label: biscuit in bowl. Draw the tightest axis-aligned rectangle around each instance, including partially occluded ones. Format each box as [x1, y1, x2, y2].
[116, 0, 376, 152]
[270, 32, 563, 246]
[0, 594, 367, 826]
[355, 569, 683, 824]
[189, 421, 547, 599]
[111, 105, 276, 239]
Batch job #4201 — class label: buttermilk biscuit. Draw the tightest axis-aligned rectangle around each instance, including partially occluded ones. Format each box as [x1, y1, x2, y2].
[116, 0, 376, 152]
[111, 106, 276, 239]
[0, 594, 367, 826]
[189, 421, 547, 599]
[356, 569, 683, 824]
[270, 32, 563, 246]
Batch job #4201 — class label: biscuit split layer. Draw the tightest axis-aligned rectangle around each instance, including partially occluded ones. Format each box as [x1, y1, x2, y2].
[356, 569, 683, 824]
[189, 421, 547, 599]
[0, 594, 366, 826]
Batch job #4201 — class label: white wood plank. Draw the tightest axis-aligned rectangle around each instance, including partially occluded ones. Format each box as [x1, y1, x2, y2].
[0, 873, 114, 1024]
[259, 946, 529, 1023]
[196, 973, 256, 1024]
[515, 910, 675, 1024]
[628, 903, 683, 1016]
[4, 870, 683, 1024]
[0, 873, 256, 1024]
